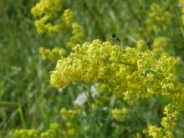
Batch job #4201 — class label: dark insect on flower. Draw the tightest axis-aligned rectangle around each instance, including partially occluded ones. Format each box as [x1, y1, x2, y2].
[111, 34, 120, 42]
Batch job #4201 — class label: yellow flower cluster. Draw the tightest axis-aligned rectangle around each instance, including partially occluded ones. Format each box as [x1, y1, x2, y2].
[67, 23, 84, 48]
[111, 108, 128, 122]
[139, 3, 172, 37]
[13, 108, 81, 138]
[148, 104, 178, 138]
[60, 107, 76, 120]
[61, 9, 74, 27]
[14, 129, 38, 138]
[60, 108, 78, 137]
[14, 123, 61, 138]
[149, 3, 171, 22]
[39, 47, 66, 61]
[40, 123, 60, 138]
[147, 125, 165, 138]
[152, 37, 175, 58]
[161, 104, 178, 130]
[148, 3, 172, 34]
[50, 39, 184, 107]
[31, 0, 63, 17]
[31, 0, 74, 34]
[136, 39, 148, 52]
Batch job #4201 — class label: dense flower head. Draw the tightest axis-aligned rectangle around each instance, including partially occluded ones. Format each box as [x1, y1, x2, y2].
[136, 39, 149, 52]
[61, 9, 74, 26]
[149, 3, 171, 22]
[50, 39, 184, 107]
[31, 0, 74, 34]
[147, 104, 179, 138]
[139, 3, 172, 37]
[40, 123, 60, 138]
[152, 37, 175, 57]
[67, 23, 84, 48]
[111, 108, 128, 122]
[148, 3, 172, 33]
[31, 0, 63, 17]
[60, 108, 78, 137]
[13, 129, 39, 138]
[147, 125, 165, 138]
[39, 47, 66, 61]
[161, 104, 178, 130]
[60, 107, 77, 121]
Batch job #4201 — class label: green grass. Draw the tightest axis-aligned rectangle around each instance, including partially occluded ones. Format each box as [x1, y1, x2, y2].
[0, 0, 58, 137]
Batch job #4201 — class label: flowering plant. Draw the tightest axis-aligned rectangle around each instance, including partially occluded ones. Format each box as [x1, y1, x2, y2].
[13, 0, 184, 137]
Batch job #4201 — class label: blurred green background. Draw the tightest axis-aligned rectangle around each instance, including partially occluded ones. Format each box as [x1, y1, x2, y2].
[0, 0, 56, 137]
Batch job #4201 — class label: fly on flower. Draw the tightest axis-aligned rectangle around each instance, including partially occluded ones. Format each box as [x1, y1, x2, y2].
[111, 34, 121, 45]
[111, 34, 120, 42]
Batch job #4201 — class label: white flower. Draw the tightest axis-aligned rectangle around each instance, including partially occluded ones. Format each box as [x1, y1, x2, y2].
[74, 83, 100, 105]
[74, 92, 87, 105]
[58, 86, 66, 93]
[90, 83, 100, 98]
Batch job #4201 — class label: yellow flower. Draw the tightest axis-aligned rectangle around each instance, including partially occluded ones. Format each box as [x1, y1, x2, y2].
[136, 39, 148, 52]
[31, 0, 75, 34]
[67, 23, 84, 48]
[50, 39, 184, 108]
[111, 108, 128, 121]
[39, 47, 66, 61]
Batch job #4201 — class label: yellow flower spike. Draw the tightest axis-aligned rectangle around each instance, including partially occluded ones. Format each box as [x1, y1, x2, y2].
[145, 3, 171, 35]
[39, 47, 66, 61]
[136, 39, 148, 52]
[66, 122, 73, 128]
[53, 0, 63, 7]
[50, 122, 59, 130]
[147, 104, 179, 138]
[67, 23, 84, 48]
[152, 37, 175, 57]
[161, 117, 176, 130]
[13, 129, 39, 138]
[149, 3, 171, 22]
[61, 9, 74, 26]
[111, 108, 128, 122]
[31, 0, 63, 17]
[60, 108, 77, 121]
[67, 128, 77, 136]
[39, 47, 47, 60]
[147, 125, 164, 138]
[50, 70, 67, 88]
[31, 0, 77, 34]
[60, 107, 67, 114]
